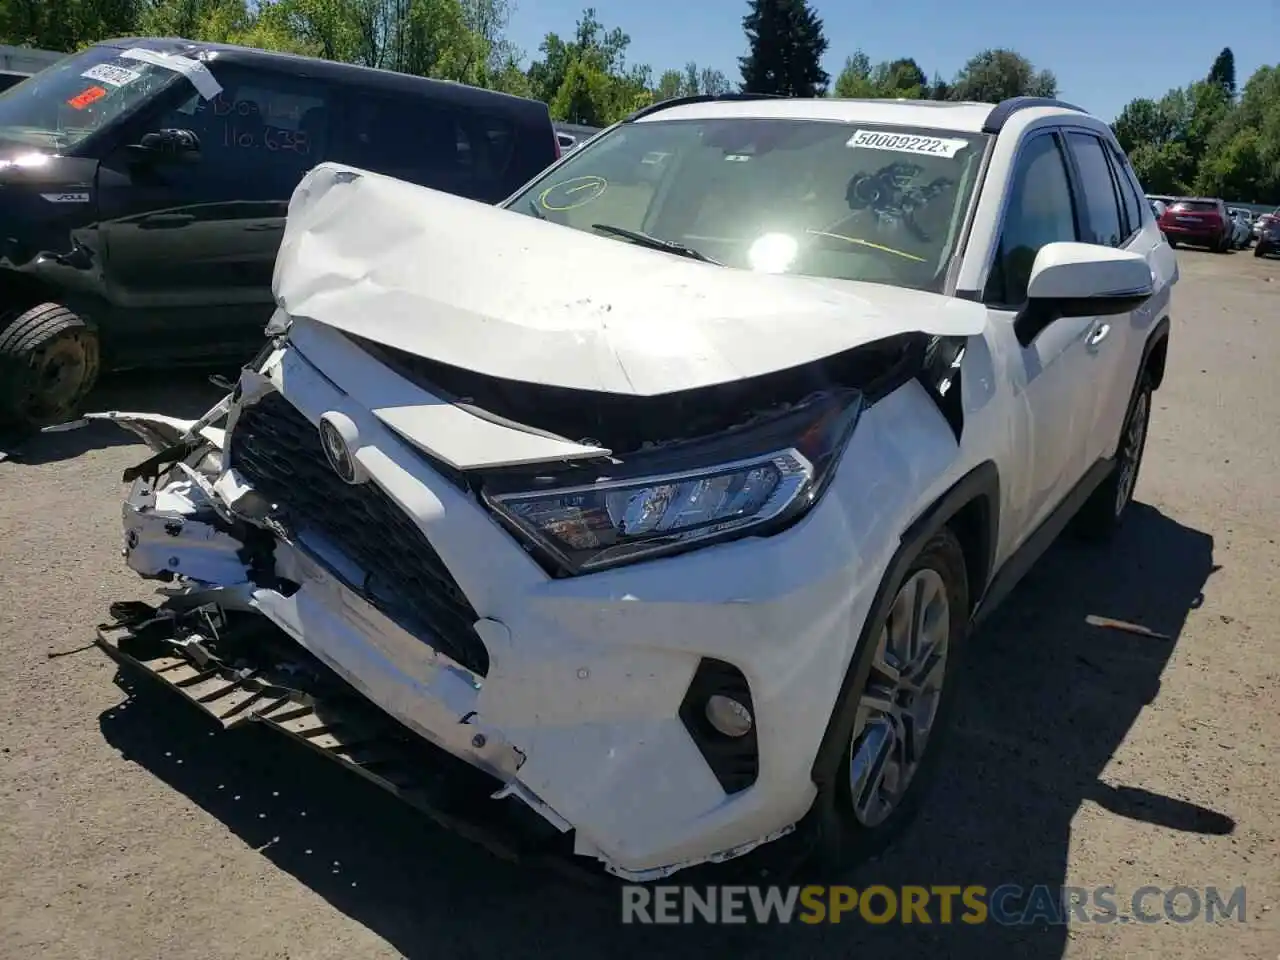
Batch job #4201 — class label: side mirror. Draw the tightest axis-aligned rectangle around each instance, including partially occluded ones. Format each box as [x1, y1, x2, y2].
[1017, 242, 1153, 346]
[127, 128, 201, 165]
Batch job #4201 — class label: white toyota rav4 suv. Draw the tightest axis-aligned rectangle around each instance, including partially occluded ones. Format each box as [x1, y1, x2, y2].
[93, 94, 1176, 882]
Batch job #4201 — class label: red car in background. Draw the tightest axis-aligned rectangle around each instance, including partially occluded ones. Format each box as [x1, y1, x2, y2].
[1158, 198, 1234, 251]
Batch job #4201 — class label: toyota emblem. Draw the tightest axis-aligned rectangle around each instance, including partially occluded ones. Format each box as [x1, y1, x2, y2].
[317, 412, 366, 484]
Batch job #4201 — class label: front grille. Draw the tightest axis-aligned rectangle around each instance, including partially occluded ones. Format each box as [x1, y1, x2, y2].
[228, 391, 490, 676]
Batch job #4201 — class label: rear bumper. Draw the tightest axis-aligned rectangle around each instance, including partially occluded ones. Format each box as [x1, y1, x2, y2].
[1160, 224, 1224, 244]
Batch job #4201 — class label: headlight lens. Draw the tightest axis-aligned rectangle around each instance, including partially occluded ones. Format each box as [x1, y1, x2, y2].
[484, 390, 863, 574]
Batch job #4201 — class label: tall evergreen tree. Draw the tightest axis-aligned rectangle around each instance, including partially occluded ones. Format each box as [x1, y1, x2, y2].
[738, 0, 829, 97]
[1207, 47, 1236, 98]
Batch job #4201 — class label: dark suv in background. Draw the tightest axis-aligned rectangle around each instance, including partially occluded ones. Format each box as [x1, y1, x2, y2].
[1157, 197, 1233, 251]
[0, 38, 559, 431]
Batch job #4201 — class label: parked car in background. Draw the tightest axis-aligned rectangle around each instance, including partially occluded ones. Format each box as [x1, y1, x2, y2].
[0, 37, 559, 432]
[1228, 208, 1252, 248]
[1256, 216, 1280, 258]
[1253, 208, 1278, 241]
[1157, 198, 1233, 252]
[92, 94, 1176, 883]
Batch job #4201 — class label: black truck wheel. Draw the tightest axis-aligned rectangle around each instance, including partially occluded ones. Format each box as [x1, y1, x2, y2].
[0, 303, 101, 430]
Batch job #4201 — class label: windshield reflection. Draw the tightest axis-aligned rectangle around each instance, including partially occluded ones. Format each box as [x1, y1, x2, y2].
[506, 118, 988, 292]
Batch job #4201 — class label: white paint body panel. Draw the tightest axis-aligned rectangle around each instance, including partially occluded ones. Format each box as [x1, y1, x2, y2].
[273, 163, 988, 397]
[105, 98, 1178, 879]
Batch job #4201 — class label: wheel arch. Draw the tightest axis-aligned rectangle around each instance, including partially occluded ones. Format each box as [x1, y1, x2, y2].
[1143, 316, 1171, 390]
[1, 273, 65, 319]
[807, 460, 1000, 789]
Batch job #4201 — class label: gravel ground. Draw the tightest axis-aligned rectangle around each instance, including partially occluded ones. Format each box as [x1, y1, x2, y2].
[1, 248, 1277, 960]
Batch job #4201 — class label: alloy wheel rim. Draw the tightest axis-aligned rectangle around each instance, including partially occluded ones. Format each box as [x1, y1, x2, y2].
[1115, 391, 1150, 517]
[848, 568, 950, 827]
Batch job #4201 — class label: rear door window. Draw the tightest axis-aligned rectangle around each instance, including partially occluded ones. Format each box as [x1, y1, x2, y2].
[327, 89, 547, 203]
[1107, 144, 1145, 240]
[328, 93, 465, 192]
[1065, 132, 1124, 247]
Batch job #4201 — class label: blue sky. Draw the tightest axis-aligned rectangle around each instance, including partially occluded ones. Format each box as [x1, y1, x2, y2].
[506, 0, 1277, 122]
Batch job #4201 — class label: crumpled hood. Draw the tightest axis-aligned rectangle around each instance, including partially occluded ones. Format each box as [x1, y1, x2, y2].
[273, 163, 987, 397]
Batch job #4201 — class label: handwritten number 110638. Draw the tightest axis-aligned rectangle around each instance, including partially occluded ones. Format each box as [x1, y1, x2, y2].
[222, 123, 311, 156]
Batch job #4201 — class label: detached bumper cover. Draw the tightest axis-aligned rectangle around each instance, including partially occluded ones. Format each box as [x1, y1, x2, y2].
[95, 606, 600, 881]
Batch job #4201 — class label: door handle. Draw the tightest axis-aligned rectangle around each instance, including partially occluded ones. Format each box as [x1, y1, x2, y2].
[1088, 322, 1111, 348]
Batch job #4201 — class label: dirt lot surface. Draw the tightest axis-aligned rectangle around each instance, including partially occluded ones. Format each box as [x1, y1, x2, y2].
[1, 248, 1277, 960]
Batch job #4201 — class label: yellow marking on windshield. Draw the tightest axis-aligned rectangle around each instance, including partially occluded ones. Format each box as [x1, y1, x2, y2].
[539, 175, 608, 211]
[805, 229, 927, 263]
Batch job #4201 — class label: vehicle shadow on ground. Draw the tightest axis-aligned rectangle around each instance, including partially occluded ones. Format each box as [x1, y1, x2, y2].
[97, 502, 1225, 960]
[0, 371, 226, 465]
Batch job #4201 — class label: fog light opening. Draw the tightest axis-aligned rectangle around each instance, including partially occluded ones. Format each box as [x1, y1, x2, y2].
[705, 694, 753, 738]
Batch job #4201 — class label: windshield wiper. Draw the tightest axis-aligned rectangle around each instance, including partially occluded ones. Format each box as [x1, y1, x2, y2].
[525, 197, 546, 220]
[590, 223, 721, 264]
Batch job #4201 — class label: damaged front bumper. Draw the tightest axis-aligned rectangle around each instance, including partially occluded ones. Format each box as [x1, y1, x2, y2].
[92, 327, 938, 882]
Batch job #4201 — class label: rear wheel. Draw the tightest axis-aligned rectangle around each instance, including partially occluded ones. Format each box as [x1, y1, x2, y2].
[800, 527, 969, 877]
[1075, 371, 1153, 542]
[0, 303, 100, 431]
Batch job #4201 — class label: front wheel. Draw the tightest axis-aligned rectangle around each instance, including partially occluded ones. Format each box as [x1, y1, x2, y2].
[800, 527, 969, 877]
[1074, 372, 1153, 542]
[0, 303, 101, 431]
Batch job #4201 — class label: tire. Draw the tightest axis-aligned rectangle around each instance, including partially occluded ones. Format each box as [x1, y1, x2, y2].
[1074, 370, 1153, 542]
[1256, 243, 1269, 258]
[798, 526, 970, 878]
[0, 303, 101, 431]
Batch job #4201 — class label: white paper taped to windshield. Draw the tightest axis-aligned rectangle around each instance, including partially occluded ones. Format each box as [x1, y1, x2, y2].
[846, 130, 969, 158]
[81, 63, 142, 88]
[119, 48, 222, 100]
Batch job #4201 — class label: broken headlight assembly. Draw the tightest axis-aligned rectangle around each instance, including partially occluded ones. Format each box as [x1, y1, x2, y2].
[482, 390, 864, 574]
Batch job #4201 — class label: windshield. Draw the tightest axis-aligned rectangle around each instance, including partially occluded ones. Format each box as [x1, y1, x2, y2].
[505, 118, 987, 292]
[0, 46, 181, 151]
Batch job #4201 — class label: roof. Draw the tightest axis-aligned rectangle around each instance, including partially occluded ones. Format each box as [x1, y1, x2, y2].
[630, 94, 1092, 135]
[93, 37, 546, 113]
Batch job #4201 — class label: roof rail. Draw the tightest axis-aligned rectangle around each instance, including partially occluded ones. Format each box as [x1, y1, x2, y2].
[624, 92, 787, 123]
[982, 96, 1087, 134]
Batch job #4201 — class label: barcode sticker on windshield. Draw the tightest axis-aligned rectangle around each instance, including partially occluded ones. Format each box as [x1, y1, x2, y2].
[846, 130, 969, 158]
[81, 63, 142, 88]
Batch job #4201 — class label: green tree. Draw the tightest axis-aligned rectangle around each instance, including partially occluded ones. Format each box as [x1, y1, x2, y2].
[832, 51, 874, 97]
[949, 49, 1056, 102]
[876, 56, 926, 97]
[0, 0, 141, 51]
[531, 8, 651, 124]
[1207, 46, 1235, 98]
[654, 67, 684, 102]
[1112, 97, 1173, 154]
[738, 0, 829, 96]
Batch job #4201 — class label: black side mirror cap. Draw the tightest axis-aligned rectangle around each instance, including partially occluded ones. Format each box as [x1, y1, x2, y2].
[127, 129, 202, 164]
